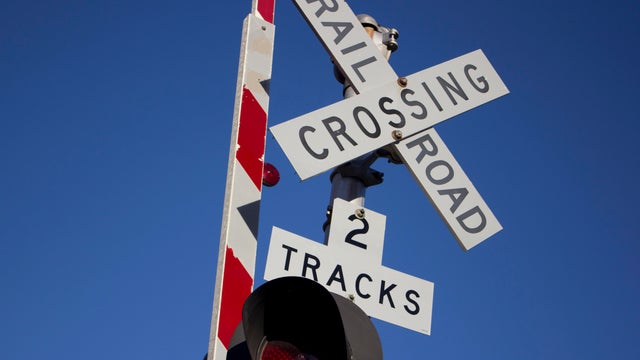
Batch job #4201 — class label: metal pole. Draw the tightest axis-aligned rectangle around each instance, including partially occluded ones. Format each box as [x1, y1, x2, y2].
[323, 14, 399, 241]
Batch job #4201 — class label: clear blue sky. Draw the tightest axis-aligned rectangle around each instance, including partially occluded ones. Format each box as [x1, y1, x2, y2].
[2, 0, 639, 359]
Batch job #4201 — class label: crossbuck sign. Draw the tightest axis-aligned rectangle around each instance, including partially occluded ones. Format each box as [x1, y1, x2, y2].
[271, 0, 509, 251]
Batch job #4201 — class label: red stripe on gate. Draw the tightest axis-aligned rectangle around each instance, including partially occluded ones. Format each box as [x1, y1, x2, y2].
[237, 86, 267, 191]
[218, 246, 253, 349]
[257, 0, 275, 24]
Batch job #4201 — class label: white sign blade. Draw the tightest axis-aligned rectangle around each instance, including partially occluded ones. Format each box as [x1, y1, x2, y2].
[265, 226, 434, 335]
[397, 128, 502, 250]
[271, 49, 509, 179]
[292, 0, 396, 90]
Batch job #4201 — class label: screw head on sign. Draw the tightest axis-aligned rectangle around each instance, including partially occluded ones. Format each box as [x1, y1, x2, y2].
[397, 77, 408, 87]
[262, 163, 280, 187]
[355, 208, 365, 219]
[392, 130, 403, 140]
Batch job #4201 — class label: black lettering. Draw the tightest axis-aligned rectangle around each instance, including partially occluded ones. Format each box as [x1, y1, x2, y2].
[379, 280, 397, 308]
[422, 82, 443, 111]
[464, 64, 489, 93]
[379, 97, 405, 128]
[438, 188, 469, 214]
[457, 206, 487, 234]
[322, 116, 357, 151]
[426, 159, 454, 185]
[404, 290, 421, 315]
[299, 126, 328, 159]
[405, 133, 438, 163]
[321, 21, 353, 45]
[351, 57, 377, 83]
[355, 273, 372, 299]
[282, 244, 298, 271]
[353, 106, 380, 139]
[326, 264, 347, 292]
[437, 72, 468, 105]
[302, 253, 320, 281]
[306, 0, 339, 18]
[400, 88, 428, 120]
[341, 41, 366, 55]
[345, 214, 369, 249]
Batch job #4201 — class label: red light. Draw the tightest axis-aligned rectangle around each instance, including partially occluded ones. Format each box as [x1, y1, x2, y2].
[262, 163, 280, 187]
[258, 341, 318, 360]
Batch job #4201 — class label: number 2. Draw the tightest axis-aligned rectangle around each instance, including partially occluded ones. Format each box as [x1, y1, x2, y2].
[345, 214, 369, 249]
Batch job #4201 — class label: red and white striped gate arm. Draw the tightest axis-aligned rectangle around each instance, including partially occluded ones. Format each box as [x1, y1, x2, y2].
[207, 1, 275, 359]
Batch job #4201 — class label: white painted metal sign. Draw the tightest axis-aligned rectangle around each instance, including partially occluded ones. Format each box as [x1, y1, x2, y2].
[326, 198, 385, 262]
[271, 49, 509, 180]
[292, 0, 396, 90]
[264, 199, 434, 335]
[397, 129, 502, 250]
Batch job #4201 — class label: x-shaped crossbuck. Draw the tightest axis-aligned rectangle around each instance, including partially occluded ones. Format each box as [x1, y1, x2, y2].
[271, 0, 509, 250]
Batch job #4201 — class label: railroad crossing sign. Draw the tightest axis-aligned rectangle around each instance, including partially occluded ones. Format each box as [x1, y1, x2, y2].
[270, 49, 508, 178]
[265, 198, 434, 335]
[271, 0, 507, 250]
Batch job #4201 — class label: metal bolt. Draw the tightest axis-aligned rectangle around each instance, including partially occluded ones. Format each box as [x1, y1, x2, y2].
[397, 77, 408, 87]
[348, 294, 355, 301]
[261, 26, 267, 31]
[355, 208, 365, 219]
[392, 130, 403, 140]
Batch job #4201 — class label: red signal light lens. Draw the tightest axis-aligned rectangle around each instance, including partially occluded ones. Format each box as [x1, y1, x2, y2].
[258, 341, 318, 360]
[262, 163, 280, 187]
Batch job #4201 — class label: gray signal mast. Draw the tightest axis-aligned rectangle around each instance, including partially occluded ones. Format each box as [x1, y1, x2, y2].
[324, 14, 401, 239]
